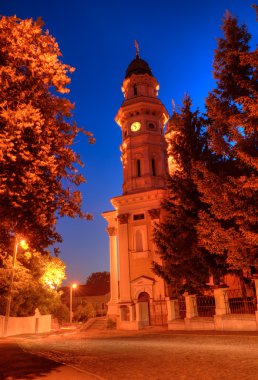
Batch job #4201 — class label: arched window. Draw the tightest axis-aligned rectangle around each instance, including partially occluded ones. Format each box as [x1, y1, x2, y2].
[138, 292, 150, 302]
[135, 230, 143, 252]
[134, 84, 138, 96]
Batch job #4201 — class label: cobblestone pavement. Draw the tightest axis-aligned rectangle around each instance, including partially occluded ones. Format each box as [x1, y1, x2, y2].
[17, 328, 258, 380]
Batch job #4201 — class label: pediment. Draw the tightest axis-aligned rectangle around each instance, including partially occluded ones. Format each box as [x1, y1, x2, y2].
[131, 276, 155, 286]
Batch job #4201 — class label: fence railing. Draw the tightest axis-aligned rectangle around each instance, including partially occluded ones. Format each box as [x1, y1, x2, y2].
[149, 297, 168, 326]
[224, 289, 257, 315]
[195, 295, 216, 317]
[178, 296, 186, 319]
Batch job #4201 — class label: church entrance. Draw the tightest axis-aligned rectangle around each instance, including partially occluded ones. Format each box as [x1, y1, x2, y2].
[138, 292, 150, 327]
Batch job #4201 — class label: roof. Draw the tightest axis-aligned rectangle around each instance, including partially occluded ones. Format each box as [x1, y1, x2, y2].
[125, 55, 153, 78]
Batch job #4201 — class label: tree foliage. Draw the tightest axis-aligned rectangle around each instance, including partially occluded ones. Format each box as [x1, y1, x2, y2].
[195, 12, 258, 274]
[153, 96, 226, 295]
[0, 16, 94, 255]
[154, 11, 257, 294]
[85, 271, 110, 294]
[0, 245, 67, 317]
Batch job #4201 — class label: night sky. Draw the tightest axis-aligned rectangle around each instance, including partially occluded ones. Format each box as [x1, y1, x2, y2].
[1, 1, 257, 285]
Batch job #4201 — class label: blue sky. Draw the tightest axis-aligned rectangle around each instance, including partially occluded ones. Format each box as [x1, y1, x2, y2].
[1, 0, 257, 285]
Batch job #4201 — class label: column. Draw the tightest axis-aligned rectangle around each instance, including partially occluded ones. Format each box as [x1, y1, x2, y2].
[135, 302, 140, 322]
[117, 213, 131, 302]
[106, 227, 119, 303]
[129, 304, 136, 321]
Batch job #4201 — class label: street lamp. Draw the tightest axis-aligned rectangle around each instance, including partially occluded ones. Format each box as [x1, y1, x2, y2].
[69, 283, 77, 323]
[4, 235, 27, 336]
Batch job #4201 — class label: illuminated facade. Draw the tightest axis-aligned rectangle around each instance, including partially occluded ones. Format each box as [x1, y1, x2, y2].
[102, 50, 170, 329]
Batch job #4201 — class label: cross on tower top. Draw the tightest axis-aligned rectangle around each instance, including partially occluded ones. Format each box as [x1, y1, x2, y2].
[134, 39, 140, 57]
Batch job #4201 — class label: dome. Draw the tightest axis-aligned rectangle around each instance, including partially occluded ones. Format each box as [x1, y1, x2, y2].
[125, 55, 153, 78]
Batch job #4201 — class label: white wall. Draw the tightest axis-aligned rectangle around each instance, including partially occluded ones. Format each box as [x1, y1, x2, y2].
[0, 314, 52, 337]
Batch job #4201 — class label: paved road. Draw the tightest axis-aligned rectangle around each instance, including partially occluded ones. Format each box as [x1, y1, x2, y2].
[0, 338, 97, 380]
[2, 329, 258, 380]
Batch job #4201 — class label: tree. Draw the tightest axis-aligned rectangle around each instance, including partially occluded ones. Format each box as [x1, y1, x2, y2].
[40, 256, 66, 290]
[0, 245, 67, 317]
[195, 12, 258, 277]
[0, 16, 94, 255]
[85, 271, 110, 294]
[153, 96, 225, 295]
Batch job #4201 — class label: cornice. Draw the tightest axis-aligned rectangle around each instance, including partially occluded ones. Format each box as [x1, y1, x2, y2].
[101, 210, 116, 223]
[111, 188, 167, 208]
[115, 99, 169, 126]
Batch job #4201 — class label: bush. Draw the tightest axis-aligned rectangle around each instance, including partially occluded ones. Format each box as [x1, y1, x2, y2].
[73, 302, 96, 322]
[51, 302, 70, 323]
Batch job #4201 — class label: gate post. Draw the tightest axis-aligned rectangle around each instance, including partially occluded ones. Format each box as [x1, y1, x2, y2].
[214, 288, 229, 315]
[253, 279, 258, 329]
[185, 294, 197, 318]
[166, 297, 179, 321]
[254, 279, 258, 310]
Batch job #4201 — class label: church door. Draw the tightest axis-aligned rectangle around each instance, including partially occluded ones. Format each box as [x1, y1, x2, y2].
[138, 292, 150, 327]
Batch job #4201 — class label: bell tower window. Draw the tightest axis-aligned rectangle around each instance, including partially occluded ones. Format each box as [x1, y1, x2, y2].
[137, 159, 141, 177]
[134, 84, 138, 96]
[151, 158, 156, 176]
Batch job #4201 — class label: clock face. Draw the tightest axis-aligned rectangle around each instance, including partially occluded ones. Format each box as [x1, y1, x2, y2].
[130, 121, 141, 132]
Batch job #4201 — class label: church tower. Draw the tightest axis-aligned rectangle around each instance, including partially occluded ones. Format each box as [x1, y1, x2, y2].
[116, 51, 168, 195]
[102, 48, 169, 329]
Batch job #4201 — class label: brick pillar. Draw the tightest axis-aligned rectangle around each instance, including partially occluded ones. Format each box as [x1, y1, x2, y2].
[185, 294, 197, 318]
[214, 288, 229, 315]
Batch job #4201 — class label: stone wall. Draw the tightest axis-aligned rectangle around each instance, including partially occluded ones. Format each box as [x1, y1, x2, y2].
[0, 313, 52, 337]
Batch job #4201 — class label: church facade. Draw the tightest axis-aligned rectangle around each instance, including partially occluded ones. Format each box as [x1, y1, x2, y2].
[102, 51, 171, 330]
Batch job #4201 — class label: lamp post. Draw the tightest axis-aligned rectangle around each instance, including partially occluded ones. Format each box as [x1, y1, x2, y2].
[4, 235, 27, 337]
[69, 283, 77, 323]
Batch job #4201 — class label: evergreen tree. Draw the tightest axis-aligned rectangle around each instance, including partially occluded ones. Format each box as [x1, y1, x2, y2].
[153, 96, 224, 295]
[0, 16, 94, 255]
[196, 12, 258, 277]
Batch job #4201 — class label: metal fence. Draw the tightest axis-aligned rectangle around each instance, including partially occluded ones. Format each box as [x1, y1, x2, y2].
[149, 297, 168, 326]
[178, 296, 186, 319]
[195, 295, 216, 317]
[224, 289, 257, 315]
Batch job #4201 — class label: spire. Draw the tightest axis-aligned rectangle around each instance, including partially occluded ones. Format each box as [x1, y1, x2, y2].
[134, 39, 140, 58]
[125, 42, 153, 79]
